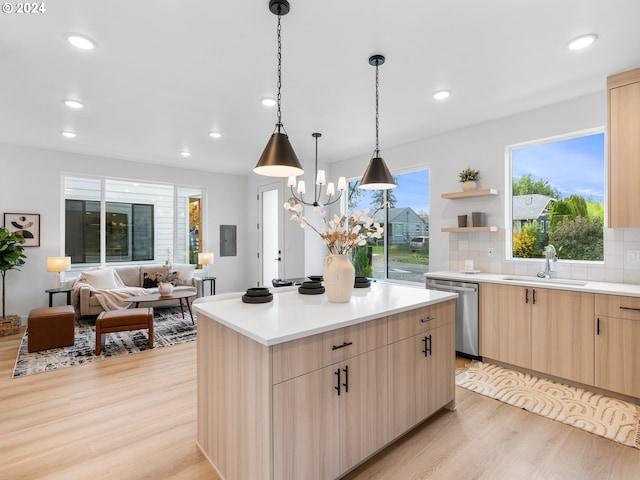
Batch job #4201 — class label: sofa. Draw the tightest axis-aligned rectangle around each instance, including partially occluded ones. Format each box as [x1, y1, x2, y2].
[73, 263, 203, 317]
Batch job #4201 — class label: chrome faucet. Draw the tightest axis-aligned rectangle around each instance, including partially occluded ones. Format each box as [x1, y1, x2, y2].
[538, 244, 557, 278]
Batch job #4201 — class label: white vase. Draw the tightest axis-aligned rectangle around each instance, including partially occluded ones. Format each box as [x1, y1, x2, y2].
[323, 254, 355, 303]
[462, 180, 477, 191]
[158, 282, 174, 296]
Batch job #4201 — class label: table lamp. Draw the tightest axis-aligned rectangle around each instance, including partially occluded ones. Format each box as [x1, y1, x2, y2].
[47, 256, 71, 288]
[198, 252, 214, 277]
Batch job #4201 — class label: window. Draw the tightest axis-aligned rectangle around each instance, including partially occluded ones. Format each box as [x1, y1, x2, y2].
[64, 176, 203, 266]
[508, 129, 604, 261]
[348, 169, 430, 283]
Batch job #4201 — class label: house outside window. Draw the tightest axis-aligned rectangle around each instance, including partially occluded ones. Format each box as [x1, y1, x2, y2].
[64, 176, 203, 266]
[348, 169, 429, 283]
[508, 129, 604, 261]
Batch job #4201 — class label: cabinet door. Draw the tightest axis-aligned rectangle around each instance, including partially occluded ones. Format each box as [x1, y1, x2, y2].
[595, 316, 640, 397]
[339, 347, 389, 473]
[388, 336, 420, 439]
[531, 289, 595, 385]
[422, 322, 455, 417]
[272, 365, 340, 480]
[609, 74, 640, 227]
[480, 283, 531, 368]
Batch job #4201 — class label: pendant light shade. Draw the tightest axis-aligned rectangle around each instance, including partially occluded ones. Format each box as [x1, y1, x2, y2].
[360, 156, 396, 190]
[255, 130, 304, 177]
[360, 54, 396, 190]
[254, 0, 304, 178]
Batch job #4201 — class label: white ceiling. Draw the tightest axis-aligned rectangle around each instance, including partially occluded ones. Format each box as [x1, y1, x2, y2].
[1, 0, 639, 176]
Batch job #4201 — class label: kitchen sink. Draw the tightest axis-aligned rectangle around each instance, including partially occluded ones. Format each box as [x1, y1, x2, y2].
[501, 276, 588, 287]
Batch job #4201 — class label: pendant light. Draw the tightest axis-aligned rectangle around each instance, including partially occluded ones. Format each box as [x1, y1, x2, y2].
[254, 0, 304, 178]
[287, 133, 347, 207]
[359, 54, 396, 190]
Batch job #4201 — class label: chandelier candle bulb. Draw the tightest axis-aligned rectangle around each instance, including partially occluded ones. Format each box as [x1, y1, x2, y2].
[326, 183, 335, 196]
[337, 177, 347, 191]
[316, 170, 326, 185]
[287, 176, 296, 187]
[297, 180, 306, 194]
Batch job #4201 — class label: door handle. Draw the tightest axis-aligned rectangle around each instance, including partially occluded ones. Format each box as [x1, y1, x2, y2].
[342, 365, 349, 393]
[274, 257, 281, 261]
[334, 368, 341, 396]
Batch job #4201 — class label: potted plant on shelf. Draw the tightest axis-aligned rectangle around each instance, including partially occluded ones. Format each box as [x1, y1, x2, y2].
[459, 167, 480, 191]
[0, 227, 26, 336]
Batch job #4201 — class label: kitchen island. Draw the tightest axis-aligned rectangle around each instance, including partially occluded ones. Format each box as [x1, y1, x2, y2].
[193, 283, 457, 480]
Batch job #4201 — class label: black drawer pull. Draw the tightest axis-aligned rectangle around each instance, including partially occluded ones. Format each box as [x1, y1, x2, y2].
[342, 365, 349, 393]
[420, 316, 435, 323]
[620, 306, 640, 312]
[421, 335, 432, 357]
[334, 368, 341, 396]
[332, 341, 353, 350]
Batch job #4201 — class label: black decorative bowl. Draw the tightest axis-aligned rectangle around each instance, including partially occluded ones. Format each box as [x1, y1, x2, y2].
[245, 287, 271, 297]
[300, 280, 323, 289]
[298, 286, 325, 295]
[307, 275, 323, 282]
[242, 293, 273, 303]
[354, 277, 371, 288]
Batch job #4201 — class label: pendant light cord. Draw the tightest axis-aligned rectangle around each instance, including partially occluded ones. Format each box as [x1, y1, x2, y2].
[276, 14, 283, 131]
[375, 61, 380, 158]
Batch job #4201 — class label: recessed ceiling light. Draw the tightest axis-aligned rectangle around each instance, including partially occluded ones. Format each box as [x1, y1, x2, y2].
[209, 131, 222, 139]
[63, 99, 84, 109]
[567, 34, 598, 51]
[65, 33, 97, 50]
[261, 97, 277, 107]
[180, 151, 191, 157]
[61, 131, 77, 138]
[433, 90, 451, 100]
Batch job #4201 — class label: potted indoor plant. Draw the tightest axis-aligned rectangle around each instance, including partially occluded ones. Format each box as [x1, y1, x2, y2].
[0, 227, 26, 336]
[459, 167, 480, 191]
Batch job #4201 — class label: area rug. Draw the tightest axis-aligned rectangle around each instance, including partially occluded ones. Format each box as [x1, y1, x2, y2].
[455, 361, 640, 449]
[12, 307, 197, 378]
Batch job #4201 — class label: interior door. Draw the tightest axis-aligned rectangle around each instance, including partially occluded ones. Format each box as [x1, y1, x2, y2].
[258, 183, 284, 286]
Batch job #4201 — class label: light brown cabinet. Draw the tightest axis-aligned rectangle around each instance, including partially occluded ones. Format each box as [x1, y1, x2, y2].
[480, 283, 594, 384]
[594, 295, 640, 398]
[197, 300, 456, 480]
[480, 283, 531, 368]
[608, 67, 640, 228]
[388, 301, 455, 439]
[273, 347, 389, 479]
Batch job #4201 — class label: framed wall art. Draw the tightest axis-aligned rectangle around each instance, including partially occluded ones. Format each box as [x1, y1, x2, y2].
[4, 213, 40, 247]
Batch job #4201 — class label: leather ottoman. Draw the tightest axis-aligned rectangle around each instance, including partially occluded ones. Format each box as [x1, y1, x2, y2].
[96, 307, 154, 354]
[27, 305, 75, 352]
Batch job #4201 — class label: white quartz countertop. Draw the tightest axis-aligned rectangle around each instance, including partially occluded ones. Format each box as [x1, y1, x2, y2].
[193, 283, 457, 346]
[425, 271, 640, 297]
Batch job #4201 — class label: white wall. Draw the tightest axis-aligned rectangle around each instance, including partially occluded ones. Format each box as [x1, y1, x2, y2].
[329, 91, 640, 284]
[0, 143, 249, 320]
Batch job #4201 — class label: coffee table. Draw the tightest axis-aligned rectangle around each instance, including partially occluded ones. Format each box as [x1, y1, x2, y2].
[124, 290, 196, 324]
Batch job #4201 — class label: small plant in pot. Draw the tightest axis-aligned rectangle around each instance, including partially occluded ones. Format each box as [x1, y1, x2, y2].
[458, 167, 480, 191]
[0, 227, 26, 336]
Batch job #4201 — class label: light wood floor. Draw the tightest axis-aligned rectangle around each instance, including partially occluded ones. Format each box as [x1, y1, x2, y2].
[1, 329, 638, 479]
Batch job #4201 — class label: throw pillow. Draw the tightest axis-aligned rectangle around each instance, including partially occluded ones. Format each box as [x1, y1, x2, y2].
[143, 273, 159, 288]
[82, 268, 121, 290]
[171, 264, 196, 285]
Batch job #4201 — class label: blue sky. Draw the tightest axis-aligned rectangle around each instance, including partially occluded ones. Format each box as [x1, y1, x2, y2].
[512, 132, 605, 203]
[350, 169, 430, 214]
[349, 132, 604, 214]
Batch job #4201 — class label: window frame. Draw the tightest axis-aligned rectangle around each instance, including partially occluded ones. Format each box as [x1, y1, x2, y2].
[505, 126, 605, 263]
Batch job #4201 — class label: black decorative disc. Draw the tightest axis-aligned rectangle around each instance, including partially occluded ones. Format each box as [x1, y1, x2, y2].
[269, 0, 290, 15]
[369, 54, 385, 66]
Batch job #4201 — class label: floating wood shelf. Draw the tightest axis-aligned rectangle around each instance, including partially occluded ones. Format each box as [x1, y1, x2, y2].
[441, 226, 499, 233]
[441, 188, 499, 199]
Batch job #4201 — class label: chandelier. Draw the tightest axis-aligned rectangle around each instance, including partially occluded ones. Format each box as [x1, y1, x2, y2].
[288, 133, 346, 207]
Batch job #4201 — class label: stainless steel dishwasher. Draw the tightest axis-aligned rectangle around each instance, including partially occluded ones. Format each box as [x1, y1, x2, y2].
[425, 278, 480, 359]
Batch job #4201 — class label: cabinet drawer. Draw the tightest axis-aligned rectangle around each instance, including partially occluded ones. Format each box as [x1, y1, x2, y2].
[272, 317, 387, 384]
[388, 300, 455, 343]
[595, 294, 640, 321]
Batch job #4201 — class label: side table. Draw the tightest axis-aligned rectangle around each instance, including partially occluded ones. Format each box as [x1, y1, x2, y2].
[201, 277, 217, 296]
[45, 287, 73, 307]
